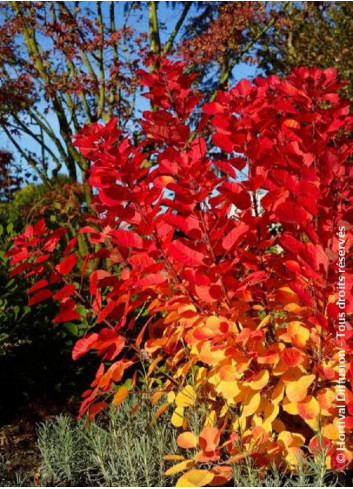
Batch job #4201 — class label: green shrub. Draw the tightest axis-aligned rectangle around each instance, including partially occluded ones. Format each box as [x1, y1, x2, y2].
[37, 399, 180, 487]
[37, 400, 343, 487]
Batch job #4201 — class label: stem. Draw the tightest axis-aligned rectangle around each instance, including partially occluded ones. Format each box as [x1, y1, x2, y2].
[163, 3, 191, 55]
[149, 1, 161, 71]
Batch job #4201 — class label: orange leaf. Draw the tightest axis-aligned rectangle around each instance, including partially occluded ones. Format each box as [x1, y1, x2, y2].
[281, 348, 304, 367]
[297, 395, 320, 420]
[155, 403, 170, 419]
[112, 385, 129, 407]
[177, 431, 198, 449]
[199, 426, 220, 452]
[163, 455, 185, 461]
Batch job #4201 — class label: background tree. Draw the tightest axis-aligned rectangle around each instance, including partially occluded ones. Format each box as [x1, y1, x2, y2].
[0, 1, 277, 196]
[0, 150, 23, 206]
[257, 2, 353, 103]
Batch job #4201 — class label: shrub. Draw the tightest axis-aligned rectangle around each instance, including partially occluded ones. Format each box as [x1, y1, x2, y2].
[0, 181, 93, 420]
[36, 404, 342, 487]
[37, 399, 180, 487]
[7, 61, 353, 485]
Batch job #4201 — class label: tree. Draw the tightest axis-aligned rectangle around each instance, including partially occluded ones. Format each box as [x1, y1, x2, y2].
[0, 1, 279, 197]
[7, 60, 353, 480]
[257, 2, 353, 103]
[0, 1, 142, 202]
[0, 150, 23, 205]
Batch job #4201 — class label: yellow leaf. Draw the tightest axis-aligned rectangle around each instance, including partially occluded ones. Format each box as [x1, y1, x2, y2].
[322, 422, 339, 440]
[176, 470, 214, 487]
[285, 447, 304, 468]
[287, 321, 310, 348]
[305, 416, 319, 431]
[278, 431, 305, 448]
[205, 315, 220, 329]
[165, 460, 194, 476]
[167, 391, 176, 403]
[242, 390, 261, 417]
[257, 314, 271, 330]
[215, 380, 241, 401]
[176, 385, 196, 408]
[163, 455, 185, 461]
[285, 374, 315, 402]
[283, 397, 299, 415]
[317, 388, 335, 416]
[205, 409, 217, 427]
[271, 382, 285, 404]
[172, 406, 184, 427]
[195, 367, 207, 384]
[246, 370, 269, 390]
[112, 386, 129, 407]
[146, 354, 164, 378]
[263, 402, 279, 424]
[231, 414, 247, 432]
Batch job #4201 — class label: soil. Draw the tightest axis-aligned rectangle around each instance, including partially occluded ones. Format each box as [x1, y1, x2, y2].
[0, 399, 78, 486]
[0, 338, 95, 486]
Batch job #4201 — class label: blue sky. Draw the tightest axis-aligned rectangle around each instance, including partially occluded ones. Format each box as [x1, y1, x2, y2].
[1, 2, 258, 179]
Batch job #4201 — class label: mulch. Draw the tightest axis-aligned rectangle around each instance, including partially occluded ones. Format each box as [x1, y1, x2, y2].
[0, 399, 78, 486]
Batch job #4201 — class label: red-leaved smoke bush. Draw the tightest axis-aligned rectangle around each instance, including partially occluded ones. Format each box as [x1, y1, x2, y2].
[7, 61, 353, 484]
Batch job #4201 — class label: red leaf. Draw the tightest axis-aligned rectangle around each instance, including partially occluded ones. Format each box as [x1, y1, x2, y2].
[53, 284, 76, 300]
[54, 309, 80, 323]
[239, 271, 266, 287]
[275, 202, 309, 225]
[137, 273, 167, 287]
[28, 279, 49, 294]
[281, 348, 303, 367]
[168, 240, 204, 266]
[97, 300, 117, 323]
[72, 333, 99, 360]
[212, 133, 234, 153]
[88, 401, 108, 420]
[128, 253, 155, 269]
[9, 262, 31, 277]
[63, 237, 78, 256]
[53, 298, 80, 323]
[99, 186, 130, 206]
[219, 182, 251, 209]
[222, 224, 249, 251]
[110, 230, 143, 249]
[28, 288, 53, 305]
[56, 254, 77, 275]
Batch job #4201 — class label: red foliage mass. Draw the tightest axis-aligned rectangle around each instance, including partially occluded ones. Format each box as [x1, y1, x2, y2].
[7, 60, 353, 475]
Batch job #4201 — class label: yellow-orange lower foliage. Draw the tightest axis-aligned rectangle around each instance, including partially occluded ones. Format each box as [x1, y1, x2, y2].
[145, 302, 353, 486]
